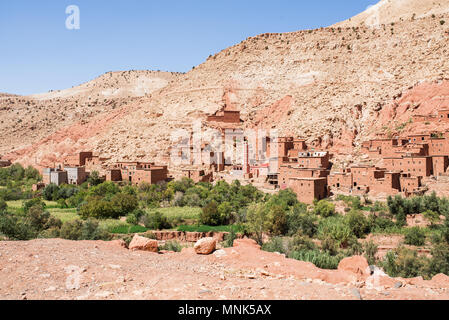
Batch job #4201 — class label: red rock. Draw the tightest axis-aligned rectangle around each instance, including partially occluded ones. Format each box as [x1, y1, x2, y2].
[194, 237, 216, 255]
[109, 239, 127, 249]
[233, 239, 261, 250]
[431, 274, 449, 288]
[128, 235, 158, 253]
[337, 256, 370, 277]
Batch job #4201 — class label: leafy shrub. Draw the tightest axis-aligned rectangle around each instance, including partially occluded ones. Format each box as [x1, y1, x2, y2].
[287, 204, 317, 237]
[363, 240, 379, 265]
[60, 220, 83, 240]
[87, 171, 103, 186]
[79, 196, 116, 219]
[246, 203, 270, 245]
[43, 184, 59, 201]
[426, 243, 449, 277]
[23, 198, 46, 214]
[314, 200, 335, 217]
[0, 212, 36, 240]
[423, 210, 440, 225]
[60, 219, 110, 240]
[199, 201, 223, 226]
[0, 199, 6, 212]
[110, 193, 139, 217]
[27, 206, 62, 232]
[261, 237, 286, 254]
[381, 247, 427, 278]
[404, 227, 426, 246]
[224, 227, 238, 248]
[142, 211, 171, 230]
[318, 215, 353, 247]
[345, 210, 370, 238]
[288, 250, 345, 270]
[267, 205, 287, 236]
[159, 241, 182, 252]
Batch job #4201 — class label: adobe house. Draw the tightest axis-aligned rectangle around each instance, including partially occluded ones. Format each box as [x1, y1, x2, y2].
[106, 169, 122, 182]
[49, 170, 68, 186]
[383, 156, 433, 177]
[207, 104, 241, 124]
[181, 169, 213, 183]
[270, 137, 294, 158]
[431, 155, 449, 176]
[408, 134, 431, 143]
[297, 152, 330, 169]
[132, 166, 168, 185]
[286, 177, 328, 204]
[64, 166, 87, 185]
[400, 174, 422, 193]
[429, 138, 449, 156]
[279, 165, 329, 189]
[351, 166, 387, 190]
[328, 169, 353, 192]
[64, 151, 93, 167]
[370, 172, 401, 195]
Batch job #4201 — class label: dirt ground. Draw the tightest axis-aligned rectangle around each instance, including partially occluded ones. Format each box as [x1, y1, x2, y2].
[1, 238, 449, 300]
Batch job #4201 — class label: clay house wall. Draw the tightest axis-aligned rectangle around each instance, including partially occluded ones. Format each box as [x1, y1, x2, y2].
[182, 169, 213, 183]
[383, 157, 432, 177]
[106, 169, 122, 182]
[400, 174, 422, 193]
[42, 168, 53, 185]
[432, 156, 449, 176]
[50, 170, 68, 186]
[328, 170, 353, 191]
[297, 152, 330, 169]
[286, 178, 327, 204]
[65, 152, 93, 167]
[351, 166, 384, 189]
[371, 172, 401, 195]
[132, 167, 168, 185]
[429, 138, 449, 156]
[64, 166, 87, 185]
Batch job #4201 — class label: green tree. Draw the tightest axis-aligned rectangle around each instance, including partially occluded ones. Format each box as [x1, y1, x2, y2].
[404, 227, 426, 246]
[314, 200, 335, 217]
[199, 201, 221, 226]
[87, 171, 102, 186]
[267, 205, 287, 236]
[246, 203, 270, 245]
[110, 193, 139, 217]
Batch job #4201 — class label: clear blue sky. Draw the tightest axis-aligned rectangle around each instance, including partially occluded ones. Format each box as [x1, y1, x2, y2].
[0, 0, 379, 95]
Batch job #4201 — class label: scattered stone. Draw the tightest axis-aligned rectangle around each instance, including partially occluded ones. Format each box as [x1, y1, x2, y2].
[213, 249, 227, 258]
[394, 282, 403, 289]
[194, 237, 216, 255]
[350, 288, 362, 300]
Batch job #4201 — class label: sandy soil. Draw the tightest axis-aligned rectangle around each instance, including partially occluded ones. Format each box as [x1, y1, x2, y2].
[1, 238, 448, 300]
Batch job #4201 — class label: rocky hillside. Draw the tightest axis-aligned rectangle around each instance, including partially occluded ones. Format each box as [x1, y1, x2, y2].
[3, 0, 449, 169]
[335, 0, 449, 28]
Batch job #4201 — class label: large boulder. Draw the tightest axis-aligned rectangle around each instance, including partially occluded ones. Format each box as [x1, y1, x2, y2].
[194, 237, 216, 255]
[337, 256, 370, 277]
[128, 235, 158, 253]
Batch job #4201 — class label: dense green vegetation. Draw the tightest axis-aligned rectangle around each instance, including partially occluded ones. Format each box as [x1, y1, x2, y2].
[1, 164, 449, 279]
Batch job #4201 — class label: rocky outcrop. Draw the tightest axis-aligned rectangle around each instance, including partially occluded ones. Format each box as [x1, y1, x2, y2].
[194, 238, 216, 255]
[128, 235, 158, 253]
[337, 256, 370, 277]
